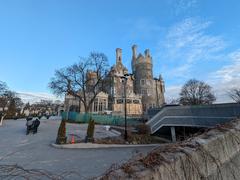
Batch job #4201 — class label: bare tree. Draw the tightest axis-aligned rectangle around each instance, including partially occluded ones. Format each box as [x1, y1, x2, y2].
[179, 79, 216, 105]
[2, 91, 24, 117]
[0, 82, 24, 122]
[0, 81, 8, 95]
[0, 81, 24, 116]
[49, 52, 109, 113]
[229, 88, 240, 103]
[0, 81, 9, 111]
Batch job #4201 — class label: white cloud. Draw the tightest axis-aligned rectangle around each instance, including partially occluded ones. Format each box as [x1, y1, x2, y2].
[121, 18, 163, 41]
[212, 49, 240, 84]
[17, 92, 63, 104]
[165, 85, 181, 103]
[156, 18, 239, 103]
[173, 0, 198, 15]
[120, 16, 238, 104]
[163, 18, 226, 63]
[209, 49, 240, 103]
[164, 49, 240, 103]
[155, 17, 227, 81]
[163, 64, 192, 79]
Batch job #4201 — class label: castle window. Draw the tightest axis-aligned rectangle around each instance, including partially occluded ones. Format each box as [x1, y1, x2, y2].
[116, 99, 123, 104]
[126, 99, 132, 103]
[133, 100, 140, 104]
[140, 79, 145, 86]
[101, 99, 107, 111]
[149, 103, 155, 108]
[99, 101, 103, 112]
[94, 99, 98, 112]
[141, 89, 147, 95]
[143, 104, 147, 111]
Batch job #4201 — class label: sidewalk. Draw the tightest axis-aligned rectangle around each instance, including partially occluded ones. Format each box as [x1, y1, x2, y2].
[51, 142, 161, 149]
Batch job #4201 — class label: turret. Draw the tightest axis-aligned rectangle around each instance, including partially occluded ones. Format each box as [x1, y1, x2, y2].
[145, 49, 152, 64]
[132, 45, 137, 59]
[144, 49, 150, 57]
[116, 48, 122, 64]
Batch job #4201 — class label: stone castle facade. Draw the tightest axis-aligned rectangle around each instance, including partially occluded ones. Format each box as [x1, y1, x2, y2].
[65, 45, 165, 116]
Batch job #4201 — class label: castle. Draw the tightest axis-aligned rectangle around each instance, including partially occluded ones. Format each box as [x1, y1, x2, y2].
[64, 45, 165, 116]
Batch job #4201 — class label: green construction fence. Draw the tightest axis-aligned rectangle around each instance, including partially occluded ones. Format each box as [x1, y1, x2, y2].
[61, 111, 142, 126]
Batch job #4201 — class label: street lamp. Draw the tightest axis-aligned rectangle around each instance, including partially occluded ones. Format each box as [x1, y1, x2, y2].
[120, 73, 133, 141]
[154, 78, 160, 108]
[66, 79, 71, 121]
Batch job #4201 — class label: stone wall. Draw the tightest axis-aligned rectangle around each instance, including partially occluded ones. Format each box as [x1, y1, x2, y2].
[100, 119, 240, 180]
[113, 103, 142, 116]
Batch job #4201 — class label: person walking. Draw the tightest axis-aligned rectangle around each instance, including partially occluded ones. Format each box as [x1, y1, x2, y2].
[33, 118, 40, 134]
[26, 117, 33, 135]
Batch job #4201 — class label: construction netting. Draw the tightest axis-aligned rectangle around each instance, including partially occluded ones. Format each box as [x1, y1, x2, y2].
[61, 111, 142, 126]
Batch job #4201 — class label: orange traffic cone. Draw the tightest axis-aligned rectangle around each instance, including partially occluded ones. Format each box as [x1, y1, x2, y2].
[71, 135, 75, 144]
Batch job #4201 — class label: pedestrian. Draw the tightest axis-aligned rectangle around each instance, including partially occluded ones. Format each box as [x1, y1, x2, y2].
[26, 117, 33, 135]
[33, 118, 40, 134]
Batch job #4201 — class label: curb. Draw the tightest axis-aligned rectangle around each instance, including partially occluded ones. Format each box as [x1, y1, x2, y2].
[51, 143, 160, 149]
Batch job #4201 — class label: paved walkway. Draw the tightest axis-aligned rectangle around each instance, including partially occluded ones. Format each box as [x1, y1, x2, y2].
[0, 118, 157, 179]
[52, 142, 159, 149]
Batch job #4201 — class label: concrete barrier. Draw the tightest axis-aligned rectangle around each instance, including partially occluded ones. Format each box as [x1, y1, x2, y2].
[101, 119, 240, 180]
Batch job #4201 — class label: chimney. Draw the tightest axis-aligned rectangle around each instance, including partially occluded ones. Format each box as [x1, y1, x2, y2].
[132, 44, 137, 59]
[116, 48, 122, 63]
[144, 49, 150, 57]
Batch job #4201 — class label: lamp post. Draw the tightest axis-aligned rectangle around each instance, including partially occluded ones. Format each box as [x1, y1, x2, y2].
[66, 80, 71, 121]
[120, 73, 133, 141]
[154, 78, 160, 108]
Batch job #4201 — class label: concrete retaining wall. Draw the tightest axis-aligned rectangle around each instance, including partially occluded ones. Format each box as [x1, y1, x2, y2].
[101, 119, 240, 180]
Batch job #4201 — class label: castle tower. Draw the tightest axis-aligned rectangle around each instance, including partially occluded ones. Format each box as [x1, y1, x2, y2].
[144, 49, 150, 57]
[116, 48, 122, 64]
[144, 49, 152, 64]
[132, 45, 164, 112]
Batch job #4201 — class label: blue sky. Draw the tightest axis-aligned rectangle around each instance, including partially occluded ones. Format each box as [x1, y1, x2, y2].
[0, 0, 239, 102]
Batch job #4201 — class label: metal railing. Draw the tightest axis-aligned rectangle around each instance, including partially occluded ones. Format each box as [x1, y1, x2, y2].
[147, 103, 240, 134]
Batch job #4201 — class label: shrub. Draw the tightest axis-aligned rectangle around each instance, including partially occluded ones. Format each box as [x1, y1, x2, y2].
[85, 119, 95, 142]
[136, 124, 151, 135]
[56, 120, 67, 144]
[128, 134, 152, 144]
